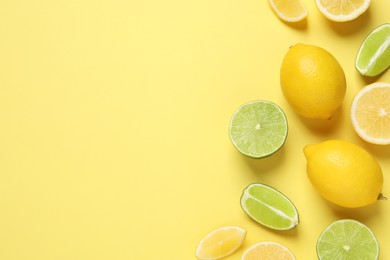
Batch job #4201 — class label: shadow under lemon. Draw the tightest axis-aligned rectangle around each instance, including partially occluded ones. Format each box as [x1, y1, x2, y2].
[294, 104, 344, 136]
[325, 196, 385, 222]
[322, 7, 372, 36]
[281, 18, 307, 30]
[360, 141, 390, 160]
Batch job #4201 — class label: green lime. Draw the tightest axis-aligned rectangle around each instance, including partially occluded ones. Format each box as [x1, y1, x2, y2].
[317, 219, 379, 260]
[355, 23, 390, 77]
[229, 100, 288, 158]
[240, 183, 299, 230]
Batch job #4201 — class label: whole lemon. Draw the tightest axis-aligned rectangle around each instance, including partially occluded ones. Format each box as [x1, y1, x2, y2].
[304, 139, 384, 208]
[280, 44, 346, 120]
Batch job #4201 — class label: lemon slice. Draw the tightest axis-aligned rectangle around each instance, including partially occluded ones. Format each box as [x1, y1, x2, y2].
[315, 0, 371, 22]
[268, 0, 308, 23]
[351, 82, 390, 145]
[240, 183, 299, 230]
[317, 219, 379, 260]
[195, 226, 246, 260]
[355, 23, 390, 77]
[242, 241, 296, 260]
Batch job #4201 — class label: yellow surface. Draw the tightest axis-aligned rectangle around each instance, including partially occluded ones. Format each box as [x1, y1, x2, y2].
[0, 0, 389, 259]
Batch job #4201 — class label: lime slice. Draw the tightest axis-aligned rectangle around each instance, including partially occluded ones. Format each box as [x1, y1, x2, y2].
[229, 100, 288, 158]
[240, 183, 299, 230]
[355, 23, 390, 77]
[317, 219, 379, 260]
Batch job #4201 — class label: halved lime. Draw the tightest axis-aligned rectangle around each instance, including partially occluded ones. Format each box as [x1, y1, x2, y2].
[355, 23, 390, 77]
[317, 219, 379, 260]
[229, 100, 288, 158]
[240, 183, 299, 230]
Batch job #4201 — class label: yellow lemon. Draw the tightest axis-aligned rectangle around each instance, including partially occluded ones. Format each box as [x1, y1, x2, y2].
[304, 139, 384, 208]
[280, 44, 346, 120]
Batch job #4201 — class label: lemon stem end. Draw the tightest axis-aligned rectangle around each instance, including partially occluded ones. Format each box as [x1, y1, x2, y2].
[377, 193, 387, 201]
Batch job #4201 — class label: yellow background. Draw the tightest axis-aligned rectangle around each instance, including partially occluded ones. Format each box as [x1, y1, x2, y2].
[0, 0, 389, 259]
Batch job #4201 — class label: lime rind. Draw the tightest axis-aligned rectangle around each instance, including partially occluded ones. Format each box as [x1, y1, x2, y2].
[317, 219, 379, 260]
[229, 100, 288, 159]
[356, 23, 390, 77]
[240, 183, 299, 230]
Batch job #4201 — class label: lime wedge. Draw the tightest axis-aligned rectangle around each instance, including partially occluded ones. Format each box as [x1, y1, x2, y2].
[355, 23, 390, 77]
[229, 100, 288, 158]
[240, 183, 299, 230]
[317, 219, 379, 260]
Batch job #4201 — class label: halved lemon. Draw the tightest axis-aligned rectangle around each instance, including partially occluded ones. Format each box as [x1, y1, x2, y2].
[269, 0, 308, 23]
[315, 0, 371, 22]
[195, 226, 246, 260]
[242, 241, 296, 260]
[351, 82, 390, 145]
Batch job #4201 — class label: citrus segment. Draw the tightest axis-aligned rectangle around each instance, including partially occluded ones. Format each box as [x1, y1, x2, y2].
[351, 82, 390, 145]
[242, 241, 296, 260]
[229, 100, 288, 158]
[269, 0, 308, 23]
[195, 226, 246, 260]
[356, 24, 390, 76]
[240, 183, 299, 230]
[317, 219, 379, 260]
[315, 0, 371, 22]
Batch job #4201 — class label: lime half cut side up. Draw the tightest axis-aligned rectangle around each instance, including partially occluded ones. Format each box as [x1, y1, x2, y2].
[317, 219, 379, 260]
[356, 23, 390, 77]
[229, 100, 288, 158]
[240, 183, 299, 230]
